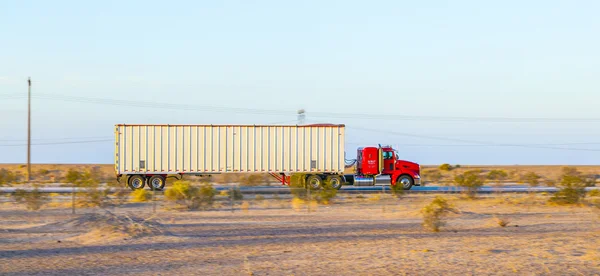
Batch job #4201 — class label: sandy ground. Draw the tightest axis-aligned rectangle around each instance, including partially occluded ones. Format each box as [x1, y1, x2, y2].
[0, 194, 599, 275]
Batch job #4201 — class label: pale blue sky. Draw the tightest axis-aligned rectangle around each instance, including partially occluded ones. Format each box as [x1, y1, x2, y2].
[1, 0, 599, 165]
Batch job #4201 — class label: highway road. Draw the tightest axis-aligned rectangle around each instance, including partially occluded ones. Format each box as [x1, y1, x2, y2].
[1, 185, 598, 194]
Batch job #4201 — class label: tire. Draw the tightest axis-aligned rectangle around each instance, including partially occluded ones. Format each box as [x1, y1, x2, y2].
[148, 175, 166, 191]
[306, 175, 322, 190]
[128, 175, 146, 190]
[326, 175, 343, 190]
[397, 175, 414, 190]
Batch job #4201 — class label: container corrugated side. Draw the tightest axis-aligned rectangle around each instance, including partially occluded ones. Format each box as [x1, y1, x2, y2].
[115, 124, 345, 175]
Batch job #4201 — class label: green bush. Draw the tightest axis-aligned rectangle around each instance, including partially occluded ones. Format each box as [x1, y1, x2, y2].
[521, 172, 542, 187]
[486, 170, 508, 182]
[420, 196, 455, 232]
[165, 180, 216, 210]
[439, 164, 453, 171]
[453, 170, 484, 198]
[131, 189, 151, 202]
[588, 189, 600, 197]
[314, 180, 338, 204]
[67, 169, 111, 208]
[288, 174, 337, 204]
[12, 188, 49, 211]
[0, 169, 18, 185]
[390, 183, 405, 197]
[229, 186, 244, 200]
[548, 171, 592, 205]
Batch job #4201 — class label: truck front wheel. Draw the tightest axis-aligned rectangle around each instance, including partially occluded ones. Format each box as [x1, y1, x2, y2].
[398, 175, 414, 190]
[128, 175, 146, 190]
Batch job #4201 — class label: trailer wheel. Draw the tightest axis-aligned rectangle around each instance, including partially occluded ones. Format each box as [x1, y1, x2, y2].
[128, 175, 146, 190]
[326, 175, 343, 190]
[398, 175, 414, 190]
[306, 175, 322, 190]
[148, 175, 166, 191]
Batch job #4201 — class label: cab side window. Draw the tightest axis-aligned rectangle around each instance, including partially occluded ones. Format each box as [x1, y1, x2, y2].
[383, 151, 393, 159]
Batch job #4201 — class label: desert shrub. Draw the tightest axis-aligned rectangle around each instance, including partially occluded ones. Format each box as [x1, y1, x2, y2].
[487, 170, 508, 182]
[255, 195, 265, 201]
[454, 164, 461, 169]
[164, 180, 216, 210]
[131, 189, 151, 202]
[588, 189, 600, 197]
[390, 183, 405, 197]
[241, 174, 266, 186]
[240, 201, 250, 212]
[424, 169, 443, 184]
[420, 196, 455, 232]
[288, 174, 337, 204]
[453, 170, 484, 198]
[69, 169, 111, 208]
[0, 169, 18, 185]
[548, 172, 592, 205]
[12, 188, 49, 211]
[229, 186, 244, 200]
[493, 216, 510, 227]
[368, 194, 381, 202]
[314, 180, 338, 204]
[289, 174, 307, 197]
[81, 189, 111, 207]
[521, 172, 542, 187]
[439, 164, 453, 171]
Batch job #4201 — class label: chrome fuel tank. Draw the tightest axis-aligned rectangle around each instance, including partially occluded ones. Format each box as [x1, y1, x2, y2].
[353, 176, 374, 186]
[353, 175, 392, 186]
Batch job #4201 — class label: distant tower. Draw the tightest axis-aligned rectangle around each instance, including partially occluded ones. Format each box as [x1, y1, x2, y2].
[297, 109, 305, 125]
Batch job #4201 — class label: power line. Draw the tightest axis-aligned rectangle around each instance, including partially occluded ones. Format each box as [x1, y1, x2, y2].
[346, 126, 600, 152]
[0, 139, 113, 147]
[0, 136, 113, 142]
[33, 93, 600, 123]
[345, 141, 600, 147]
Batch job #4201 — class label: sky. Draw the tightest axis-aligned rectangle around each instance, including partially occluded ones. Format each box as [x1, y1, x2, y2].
[1, 0, 599, 165]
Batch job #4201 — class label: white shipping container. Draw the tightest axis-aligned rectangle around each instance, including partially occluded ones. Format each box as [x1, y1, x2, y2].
[115, 124, 345, 175]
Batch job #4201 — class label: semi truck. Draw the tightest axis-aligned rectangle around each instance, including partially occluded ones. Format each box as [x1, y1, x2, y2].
[114, 124, 421, 191]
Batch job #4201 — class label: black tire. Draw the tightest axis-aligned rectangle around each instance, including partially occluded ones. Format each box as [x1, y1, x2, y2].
[306, 175, 322, 190]
[128, 175, 146, 190]
[148, 175, 166, 191]
[326, 175, 343, 190]
[397, 175, 414, 190]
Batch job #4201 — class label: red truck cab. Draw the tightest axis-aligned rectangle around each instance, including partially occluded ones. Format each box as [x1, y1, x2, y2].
[354, 146, 421, 189]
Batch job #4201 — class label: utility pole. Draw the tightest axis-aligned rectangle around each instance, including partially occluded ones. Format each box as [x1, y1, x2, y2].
[27, 77, 31, 182]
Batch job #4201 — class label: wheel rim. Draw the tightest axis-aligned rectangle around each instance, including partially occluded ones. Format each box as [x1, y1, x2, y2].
[131, 178, 143, 189]
[330, 178, 341, 189]
[309, 178, 321, 189]
[151, 178, 163, 189]
[400, 177, 411, 188]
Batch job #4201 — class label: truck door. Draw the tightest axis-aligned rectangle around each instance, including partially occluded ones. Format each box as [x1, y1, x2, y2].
[381, 149, 395, 174]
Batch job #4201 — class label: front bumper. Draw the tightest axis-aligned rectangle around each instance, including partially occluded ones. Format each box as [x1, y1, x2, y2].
[414, 174, 421, 186]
